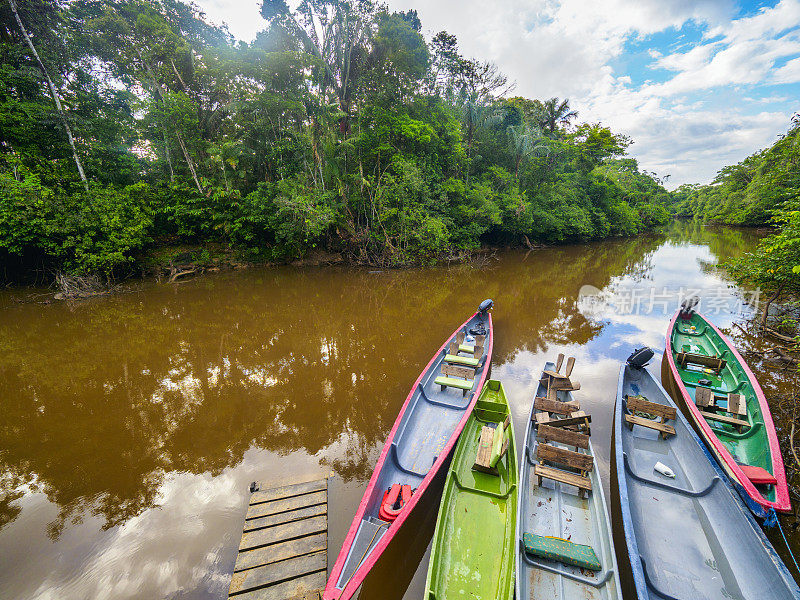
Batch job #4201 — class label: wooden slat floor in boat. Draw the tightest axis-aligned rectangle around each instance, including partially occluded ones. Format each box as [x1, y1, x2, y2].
[229, 477, 328, 600]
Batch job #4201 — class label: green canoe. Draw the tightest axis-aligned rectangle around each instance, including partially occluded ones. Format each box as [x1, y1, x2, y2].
[424, 379, 517, 600]
[662, 308, 790, 515]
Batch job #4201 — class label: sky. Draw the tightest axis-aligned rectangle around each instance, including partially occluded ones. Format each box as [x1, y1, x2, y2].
[194, 0, 800, 188]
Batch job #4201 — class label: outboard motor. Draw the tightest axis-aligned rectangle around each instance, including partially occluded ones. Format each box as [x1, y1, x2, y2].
[680, 296, 699, 320]
[627, 347, 654, 369]
[479, 299, 494, 315]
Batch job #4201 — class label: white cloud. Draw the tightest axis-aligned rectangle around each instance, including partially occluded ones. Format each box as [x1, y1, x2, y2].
[773, 56, 800, 83]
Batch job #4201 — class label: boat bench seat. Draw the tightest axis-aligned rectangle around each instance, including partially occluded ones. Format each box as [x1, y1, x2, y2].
[536, 410, 591, 435]
[435, 364, 475, 396]
[540, 354, 581, 399]
[434, 376, 473, 391]
[677, 351, 726, 373]
[444, 354, 480, 368]
[522, 533, 601, 571]
[454, 332, 485, 358]
[473, 416, 511, 475]
[701, 410, 750, 432]
[695, 388, 747, 418]
[537, 424, 589, 450]
[740, 465, 777, 486]
[625, 395, 676, 439]
[535, 443, 593, 499]
[534, 464, 592, 499]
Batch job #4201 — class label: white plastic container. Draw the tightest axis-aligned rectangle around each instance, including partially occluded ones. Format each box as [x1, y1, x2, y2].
[654, 461, 675, 478]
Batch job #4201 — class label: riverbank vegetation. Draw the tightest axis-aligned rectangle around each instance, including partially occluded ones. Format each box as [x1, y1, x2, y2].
[672, 115, 800, 343]
[0, 0, 672, 281]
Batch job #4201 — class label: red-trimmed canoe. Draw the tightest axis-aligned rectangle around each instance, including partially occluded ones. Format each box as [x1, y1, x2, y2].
[662, 308, 790, 516]
[323, 301, 494, 600]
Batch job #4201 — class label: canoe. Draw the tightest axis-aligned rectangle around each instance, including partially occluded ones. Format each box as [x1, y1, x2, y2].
[662, 308, 790, 516]
[424, 379, 517, 600]
[616, 360, 800, 600]
[516, 361, 621, 600]
[323, 301, 494, 600]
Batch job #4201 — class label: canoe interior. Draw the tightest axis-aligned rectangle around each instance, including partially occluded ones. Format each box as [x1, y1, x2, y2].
[617, 364, 800, 600]
[668, 312, 776, 504]
[516, 362, 621, 600]
[425, 380, 517, 600]
[333, 312, 492, 591]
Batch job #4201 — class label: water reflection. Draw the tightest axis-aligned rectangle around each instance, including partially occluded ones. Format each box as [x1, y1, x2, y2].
[0, 222, 774, 600]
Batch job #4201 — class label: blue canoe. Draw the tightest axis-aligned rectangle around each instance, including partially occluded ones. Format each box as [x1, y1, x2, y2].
[615, 361, 800, 600]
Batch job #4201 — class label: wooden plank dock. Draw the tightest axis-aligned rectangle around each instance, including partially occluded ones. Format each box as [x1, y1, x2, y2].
[228, 477, 329, 600]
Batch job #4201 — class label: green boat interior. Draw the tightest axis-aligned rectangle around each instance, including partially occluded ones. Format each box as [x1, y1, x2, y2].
[670, 313, 775, 502]
[425, 379, 516, 600]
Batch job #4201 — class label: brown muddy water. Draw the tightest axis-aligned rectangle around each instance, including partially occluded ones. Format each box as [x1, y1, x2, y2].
[1, 221, 798, 600]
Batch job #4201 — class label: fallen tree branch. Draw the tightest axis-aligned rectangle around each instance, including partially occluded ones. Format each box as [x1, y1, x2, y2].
[766, 327, 797, 344]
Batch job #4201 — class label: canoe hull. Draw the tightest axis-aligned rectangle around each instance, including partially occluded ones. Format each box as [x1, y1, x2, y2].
[424, 379, 517, 600]
[616, 363, 800, 600]
[516, 362, 621, 600]
[324, 310, 493, 600]
[662, 310, 790, 515]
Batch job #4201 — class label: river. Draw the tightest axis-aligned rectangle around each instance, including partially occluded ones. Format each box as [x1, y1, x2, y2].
[0, 221, 796, 599]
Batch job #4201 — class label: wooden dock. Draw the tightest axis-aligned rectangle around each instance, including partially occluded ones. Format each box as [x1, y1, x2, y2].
[228, 477, 329, 600]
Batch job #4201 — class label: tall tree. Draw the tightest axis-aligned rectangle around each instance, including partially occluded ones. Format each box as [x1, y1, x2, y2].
[8, 0, 88, 189]
[538, 97, 578, 136]
[261, 0, 376, 133]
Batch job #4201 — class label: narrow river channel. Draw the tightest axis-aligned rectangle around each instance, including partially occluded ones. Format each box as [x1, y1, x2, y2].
[1, 221, 796, 599]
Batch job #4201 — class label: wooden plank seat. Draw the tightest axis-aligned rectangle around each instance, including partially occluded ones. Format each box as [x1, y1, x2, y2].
[444, 354, 480, 367]
[541, 354, 580, 392]
[444, 341, 482, 368]
[537, 424, 589, 450]
[695, 388, 747, 419]
[625, 395, 676, 439]
[727, 393, 746, 417]
[533, 464, 592, 499]
[536, 410, 591, 434]
[434, 364, 475, 395]
[473, 416, 511, 475]
[702, 410, 750, 432]
[694, 386, 715, 408]
[534, 442, 593, 499]
[456, 333, 485, 355]
[677, 351, 726, 373]
[534, 396, 581, 415]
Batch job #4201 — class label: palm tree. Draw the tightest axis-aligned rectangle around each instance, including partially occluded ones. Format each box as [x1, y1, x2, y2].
[508, 123, 546, 180]
[538, 97, 578, 136]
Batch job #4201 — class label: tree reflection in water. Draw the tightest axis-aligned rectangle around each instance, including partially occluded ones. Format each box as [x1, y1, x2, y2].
[0, 223, 767, 600]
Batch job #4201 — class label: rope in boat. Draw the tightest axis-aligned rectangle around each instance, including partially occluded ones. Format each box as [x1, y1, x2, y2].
[765, 508, 800, 575]
[340, 520, 388, 594]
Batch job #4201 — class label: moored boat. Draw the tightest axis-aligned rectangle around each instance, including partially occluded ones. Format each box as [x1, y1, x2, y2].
[662, 305, 790, 515]
[323, 300, 494, 600]
[516, 358, 621, 600]
[424, 379, 517, 600]
[617, 357, 800, 599]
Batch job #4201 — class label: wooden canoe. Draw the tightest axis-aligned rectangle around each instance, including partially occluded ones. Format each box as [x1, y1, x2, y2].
[424, 379, 517, 600]
[617, 361, 800, 599]
[323, 303, 494, 600]
[516, 362, 621, 600]
[662, 309, 790, 516]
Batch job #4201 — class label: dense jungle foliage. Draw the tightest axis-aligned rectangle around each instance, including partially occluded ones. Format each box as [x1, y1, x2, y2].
[671, 114, 800, 227]
[670, 116, 800, 320]
[0, 0, 673, 279]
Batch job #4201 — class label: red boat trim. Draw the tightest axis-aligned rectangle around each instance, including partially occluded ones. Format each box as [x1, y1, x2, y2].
[323, 312, 494, 600]
[665, 311, 790, 513]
